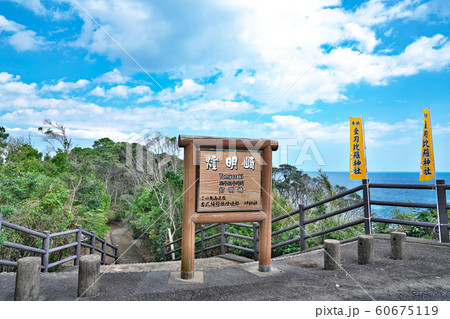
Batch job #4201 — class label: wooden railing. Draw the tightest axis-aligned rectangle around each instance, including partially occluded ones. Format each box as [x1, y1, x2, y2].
[163, 222, 259, 261]
[0, 214, 119, 272]
[163, 179, 449, 261]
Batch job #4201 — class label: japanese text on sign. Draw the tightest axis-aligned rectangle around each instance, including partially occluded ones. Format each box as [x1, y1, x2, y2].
[349, 117, 367, 180]
[198, 150, 262, 212]
[419, 109, 435, 181]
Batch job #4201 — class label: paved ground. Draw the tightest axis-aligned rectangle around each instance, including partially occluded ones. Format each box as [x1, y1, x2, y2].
[110, 223, 144, 264]
[0, 236, 448, 301]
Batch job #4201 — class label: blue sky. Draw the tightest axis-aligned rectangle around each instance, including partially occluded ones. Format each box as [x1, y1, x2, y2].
[0, 0, 449, 172]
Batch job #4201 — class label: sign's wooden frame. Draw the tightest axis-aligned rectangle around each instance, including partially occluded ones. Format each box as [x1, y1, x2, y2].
[178, 135, 278, 279]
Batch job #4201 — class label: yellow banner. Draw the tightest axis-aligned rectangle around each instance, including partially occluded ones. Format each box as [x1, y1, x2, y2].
[419, 109, 435, 181]
[350, 117, 367, 179]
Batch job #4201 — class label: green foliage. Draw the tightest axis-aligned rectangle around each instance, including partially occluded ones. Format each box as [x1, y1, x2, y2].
[0, 126, 9, 161]
[126, 168, 184, 261]
[270, 167, 364, 255]
[373, 208, 443, 240]
[0, 129, 112, 270]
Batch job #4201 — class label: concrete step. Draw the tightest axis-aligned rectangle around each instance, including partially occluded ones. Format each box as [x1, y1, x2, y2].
[54, 254, 255, 274]
[100, 255, 254, 273]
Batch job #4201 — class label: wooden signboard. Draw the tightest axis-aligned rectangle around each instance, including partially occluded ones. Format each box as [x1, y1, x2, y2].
[178, 135, 278, 280]
[197, 150, 262, 212]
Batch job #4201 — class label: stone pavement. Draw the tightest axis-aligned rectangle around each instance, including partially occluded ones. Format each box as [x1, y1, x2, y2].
[0, 235, 448, 301]
[110, 223, 144, 264]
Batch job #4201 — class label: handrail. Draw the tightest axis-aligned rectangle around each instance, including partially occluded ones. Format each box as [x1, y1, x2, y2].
[224, 232, 252, 241]
[163, 179, 449, 261]
[4, 241, 46, 255]
[370, 183, 435, 190]
[49, 229, 79, 238]
[303, 185, 363, 210]
[81, 230, 95, 237]
[370, 200, 436, 209]
[272, 208, 300, 223]
[304, 202, 364, 225]
[227, 222, 253, 229]
[48, 255, 78, 269]
[0, 260, 17, 267]
[195, 244, 221, 254]
[224, 243, 253, 253]
[272, 224, 299, 236]
[305, 218, 365, 239]
[371, 217, 437, 228]
[0, 214, 119, 272]
[48, 242, 78, 254]
[202, 223, 221, 231]
[1, 221, 46, 238]
[204, 233, 221, 241]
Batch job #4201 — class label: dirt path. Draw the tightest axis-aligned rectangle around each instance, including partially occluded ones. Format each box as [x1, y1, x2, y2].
[107, 220, 154, 264]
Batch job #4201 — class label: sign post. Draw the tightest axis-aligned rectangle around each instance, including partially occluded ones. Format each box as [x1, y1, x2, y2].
[178, 135, 278, 279]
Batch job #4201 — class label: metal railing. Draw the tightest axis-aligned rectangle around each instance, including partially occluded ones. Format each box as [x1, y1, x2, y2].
[163, 179, 449, 261]
[0, 214, 119, 272]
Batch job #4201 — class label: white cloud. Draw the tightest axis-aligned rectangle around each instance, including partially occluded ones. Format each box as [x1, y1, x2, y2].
[0, 14, 23, 32]
[129, 85, 151, 95]
[58, 0, 450, 112]
[384, 28, 393, 37]
[90, 86, 106, 97]
[105, 84, 152, 98]
[42, 79, 90, 92]
[0, 15, 46, 51]
[320, 34, 450, 87]
[0, 72, 38, 100]
[157, 79, 204, 102]
[107, 85, 129, 97]
[0, 71, 20, 83]
[174, 79, 203, 98]
[261, 115, 421, 147]
[304, 108, 321, 115]
[94, 68, 130, 84]
[0, 81, 37, 95]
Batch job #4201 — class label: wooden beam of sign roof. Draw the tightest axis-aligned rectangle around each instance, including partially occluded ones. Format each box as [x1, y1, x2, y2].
[178, 135, 279, 151]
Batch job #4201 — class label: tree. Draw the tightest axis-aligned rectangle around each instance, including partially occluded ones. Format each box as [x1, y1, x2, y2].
[273, 164, 314, 206]
[125, 134, 183, 254]
[38, 119, 73, 153]
[0, 126, 9, 162]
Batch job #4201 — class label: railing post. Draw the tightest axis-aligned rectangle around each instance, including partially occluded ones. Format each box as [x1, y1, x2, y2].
[41, 231, 50, 272]
[220, 223, 226, 255]
[14, 257, 41, 301]
[436, 179, 449, 243]
[299, 205, 306, 251]
[0, 213, 3, 238]
[252, 222, 259, 261]
[101, 238, 107, 264]
[78, 255, 100, 298]
[90, 231, 96, 255]
[200, 225, 206, 258]
[362, 179, 372, 235]
[75, 225, 82, 266]
[115, 245, 119, 262]
[163, 242, 167, 262]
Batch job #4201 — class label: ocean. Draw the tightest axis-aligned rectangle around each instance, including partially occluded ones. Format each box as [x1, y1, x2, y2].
[306, 171, 450, 218]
